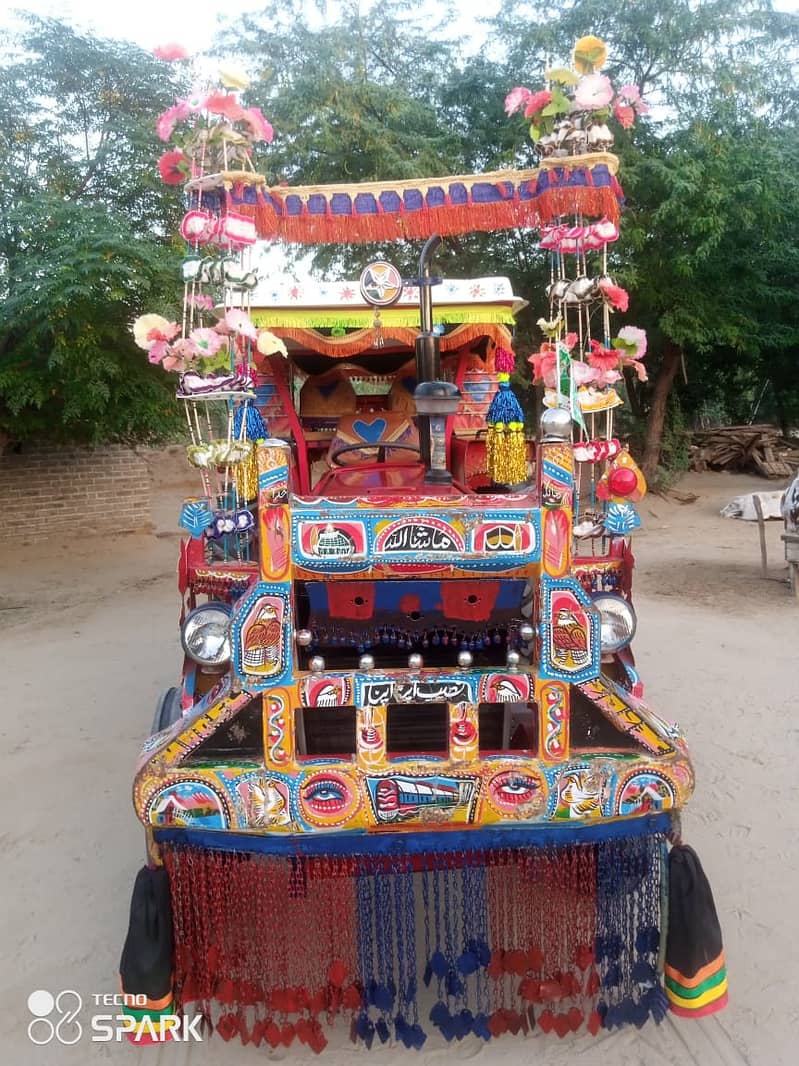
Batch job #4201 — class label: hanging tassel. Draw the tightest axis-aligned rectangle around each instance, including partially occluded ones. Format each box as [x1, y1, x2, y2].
[233, 403, 267, 501]
[664, 845, 728, 1017]
[486, 348, 527, 485]
[233, 402, 268, 441]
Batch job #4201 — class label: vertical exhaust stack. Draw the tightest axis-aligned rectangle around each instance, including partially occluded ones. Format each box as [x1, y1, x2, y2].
[413, 234, 461, 484]
[414, 234, 443, 467]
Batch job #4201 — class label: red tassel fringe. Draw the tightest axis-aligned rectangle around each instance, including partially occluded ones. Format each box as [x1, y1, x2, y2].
[240, 187, 620, 245]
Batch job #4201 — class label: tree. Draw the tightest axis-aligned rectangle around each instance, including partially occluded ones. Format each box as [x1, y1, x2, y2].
[0, 16, 186, 446]
[489, 0, 799, 469]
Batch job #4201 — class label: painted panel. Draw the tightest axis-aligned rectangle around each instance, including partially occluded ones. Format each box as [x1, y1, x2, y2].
[539, 575, 600, 683]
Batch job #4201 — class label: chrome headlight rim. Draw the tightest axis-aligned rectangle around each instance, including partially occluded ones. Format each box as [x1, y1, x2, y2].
[181, 602, 232, 666]
[591, 592, 637, 654]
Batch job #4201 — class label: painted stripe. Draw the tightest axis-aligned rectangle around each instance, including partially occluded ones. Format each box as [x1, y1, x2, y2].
[154, 812, 670, 857]
[665, 951, 725, 988]
[666, 979, 728, 1010]
[665, 965, 727, 999]
[119, 978, 173, 1011]
[669, 990, 729, 1018]
[121, 1003, 174, 1024]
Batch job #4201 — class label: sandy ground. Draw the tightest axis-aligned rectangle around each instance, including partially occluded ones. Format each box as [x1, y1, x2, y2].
[1, 465, 798, 1065]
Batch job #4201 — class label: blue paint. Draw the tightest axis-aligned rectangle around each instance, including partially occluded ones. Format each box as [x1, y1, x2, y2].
[153, 813, 671, 857]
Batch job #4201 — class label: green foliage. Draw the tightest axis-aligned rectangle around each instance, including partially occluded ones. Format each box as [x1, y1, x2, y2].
[0, 197, 183, 444]
[0, 16, 186, 445]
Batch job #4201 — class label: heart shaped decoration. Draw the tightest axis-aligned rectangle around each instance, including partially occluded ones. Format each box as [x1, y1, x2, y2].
[352, 417, 387, 443]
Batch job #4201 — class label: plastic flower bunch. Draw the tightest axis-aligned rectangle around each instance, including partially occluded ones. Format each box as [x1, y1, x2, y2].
[152, 51, 274, 185]
[504, 36, 648, 154]
[131, 308, 265, 374]
[528, 322, 648, 387]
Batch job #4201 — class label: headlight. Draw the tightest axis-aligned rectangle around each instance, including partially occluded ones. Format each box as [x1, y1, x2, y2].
[592, 593, 637, 653]
[181, 603, 231, 665]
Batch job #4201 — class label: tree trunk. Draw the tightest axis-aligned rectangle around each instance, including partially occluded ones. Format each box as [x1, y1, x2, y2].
[642, 341, 683, 481]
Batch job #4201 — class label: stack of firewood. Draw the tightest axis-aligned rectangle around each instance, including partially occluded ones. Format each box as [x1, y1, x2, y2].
[690, 425, 799, 479]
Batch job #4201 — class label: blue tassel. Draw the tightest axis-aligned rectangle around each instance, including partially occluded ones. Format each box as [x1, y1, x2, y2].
[644, 983, 669, 1023]
[429, 1002, 450, 1027]
[486, 381, 524, 425]
[375, 1018, 390, 1044]
[631, 959, 658, 984]
[472, 1012, 492, 1041]
[446, 969, 465, 998]
[635, 926, 661, 955]
[373, 983, 394, 1012]
[429, 951, 448, 979]
[356, 1013, 375, 1048]
[409, 1023, 427, 1049]
[456, 950, 479, 976]
[233, 402, 268, 441]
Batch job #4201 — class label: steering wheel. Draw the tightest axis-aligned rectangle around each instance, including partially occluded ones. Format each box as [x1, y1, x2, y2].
[331, 442, 422, 466]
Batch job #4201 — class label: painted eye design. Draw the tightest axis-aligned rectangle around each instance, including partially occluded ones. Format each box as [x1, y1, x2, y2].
[304, 779, 346, 806]
[488, 770, 543, 814]
[299, 772, 360, 826]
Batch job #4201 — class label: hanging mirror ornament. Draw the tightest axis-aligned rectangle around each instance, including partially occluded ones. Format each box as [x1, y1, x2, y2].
[359, 261, 404, 307]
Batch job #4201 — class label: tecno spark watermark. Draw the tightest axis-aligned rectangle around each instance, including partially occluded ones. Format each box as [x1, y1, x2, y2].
[26, 990, 203, 1044]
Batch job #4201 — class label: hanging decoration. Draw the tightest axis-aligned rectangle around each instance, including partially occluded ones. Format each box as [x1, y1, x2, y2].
[486, 347, 527, 485]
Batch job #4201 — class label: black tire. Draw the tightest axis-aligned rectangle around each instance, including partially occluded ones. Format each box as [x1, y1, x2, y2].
[151, 686, 183, 735]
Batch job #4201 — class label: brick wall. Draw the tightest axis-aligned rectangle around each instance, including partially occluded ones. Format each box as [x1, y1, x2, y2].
[0, 443, 152, 544]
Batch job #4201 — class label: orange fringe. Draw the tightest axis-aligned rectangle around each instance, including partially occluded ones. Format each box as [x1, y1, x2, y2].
[238, 187, 620, 244]
[266, 323, 513, 359]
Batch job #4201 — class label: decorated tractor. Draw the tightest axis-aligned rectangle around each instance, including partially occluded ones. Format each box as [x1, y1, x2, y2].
[120, 37, 726, 1051]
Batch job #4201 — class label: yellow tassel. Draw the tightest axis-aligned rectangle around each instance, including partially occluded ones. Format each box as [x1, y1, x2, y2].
[486, 422, 527, 485]
[235, 449, 259, 501]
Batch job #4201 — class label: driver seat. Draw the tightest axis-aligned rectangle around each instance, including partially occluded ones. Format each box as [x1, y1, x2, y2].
[326, 412, 419, 466]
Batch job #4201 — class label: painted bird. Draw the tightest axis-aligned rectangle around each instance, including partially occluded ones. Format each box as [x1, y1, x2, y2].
[243, 603, 281, 668]
[552, 608, 589, 667]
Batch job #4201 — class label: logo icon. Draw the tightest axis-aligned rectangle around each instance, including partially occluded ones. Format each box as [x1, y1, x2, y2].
[27, 989, 83, 1045]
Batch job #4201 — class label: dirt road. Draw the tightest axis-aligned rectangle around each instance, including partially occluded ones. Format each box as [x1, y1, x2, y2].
[1, 470, 796, 1065]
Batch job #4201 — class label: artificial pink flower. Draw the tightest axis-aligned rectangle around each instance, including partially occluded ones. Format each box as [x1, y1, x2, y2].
[613, 100, 635, 129]
[147, 340, 171, 365]
[158, 149, 189, 184]
[170, 337, 197, 362]
[162, 353, 187, 372]
[187, 293, 215, 310]
[146, 321, 180, 343]
[571, 361, 598, 386]
[505, 86, 533, 116]
[624, 360, 648, 382]
[133, 313, 178, 350]
[153, 43, 189, 61]
[564, 332, 579, 351]
[241, 107, 274, 143]
[180, 89, 209, 114]
[205, 92, 246, 122]
[593, 368, 623, 385]
[524, 90, 553, 118]
[616, 325, 647, 360]
[617, 85, 649, 113]
[597, 278, 630, 312]
[188, 327, 224, 357]
[156, 101, 191, 142]
[586, 340, 620, 373]
[224, 308, 257, 339]
[528, 347, 557, 385]
[574, 74, 614, 110]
